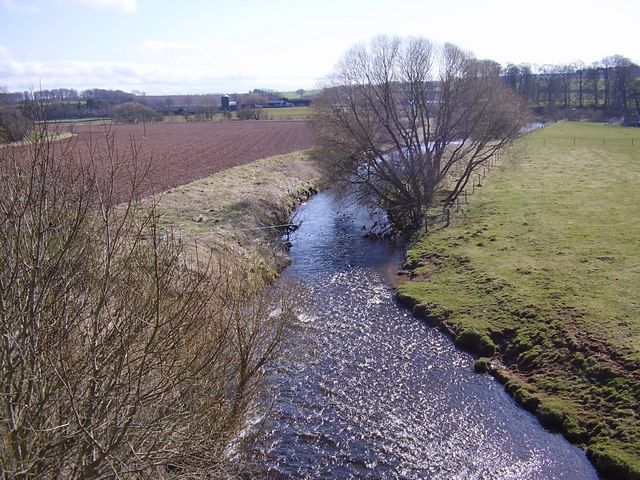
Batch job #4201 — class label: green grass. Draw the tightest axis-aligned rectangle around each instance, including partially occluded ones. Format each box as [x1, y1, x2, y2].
[279, 89, 320, 99]
[162, 108, 312, 122]
[263, 106, 311, 120]
[37, 117, 112, 125]
[163, 114, 226, 123]
[397, 121, 640, 479]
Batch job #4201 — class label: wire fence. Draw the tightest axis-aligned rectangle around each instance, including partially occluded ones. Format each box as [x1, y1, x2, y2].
[523, 137, 639, 148]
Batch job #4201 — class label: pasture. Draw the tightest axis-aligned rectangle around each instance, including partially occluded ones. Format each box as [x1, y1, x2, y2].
[398, 121, 640, 477]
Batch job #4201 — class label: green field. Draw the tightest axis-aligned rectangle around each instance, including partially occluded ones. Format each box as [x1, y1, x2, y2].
[37, 117, 112, 125]
[162, 107, 312, 122]
[280, 89, 320, 99]
[397, 122, 640, 478]
[263, 106, 311, 120]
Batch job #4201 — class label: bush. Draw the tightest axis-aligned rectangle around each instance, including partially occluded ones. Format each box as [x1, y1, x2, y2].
[0, 125, 301, 478]
[0, 106, 33, 142]
[236, 107, 266, 120]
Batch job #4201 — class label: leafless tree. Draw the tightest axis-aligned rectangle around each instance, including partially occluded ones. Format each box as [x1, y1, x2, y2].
[556, 64, 575, 108]
[0, 123, 303, 479]
[314, 35, 530, 231]
[586, 62, 601, 107]
[573, 61, 586, 108]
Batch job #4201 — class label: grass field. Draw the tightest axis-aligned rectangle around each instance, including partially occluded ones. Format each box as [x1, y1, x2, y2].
[38, 117, 112, 125]
[263, 106, 311, 120]
[397, 122, 640, 479]
[162, 107, 312, 122]
[280, 89, 320, 99]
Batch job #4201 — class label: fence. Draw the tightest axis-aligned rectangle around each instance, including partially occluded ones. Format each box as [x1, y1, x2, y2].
[523, 137, 639, 148]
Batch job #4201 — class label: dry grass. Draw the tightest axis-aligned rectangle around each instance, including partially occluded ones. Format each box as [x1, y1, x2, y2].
[150, 149, 321, 270]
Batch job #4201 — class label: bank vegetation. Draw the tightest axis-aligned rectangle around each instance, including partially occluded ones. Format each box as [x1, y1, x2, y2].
[0, 124, 317, 478]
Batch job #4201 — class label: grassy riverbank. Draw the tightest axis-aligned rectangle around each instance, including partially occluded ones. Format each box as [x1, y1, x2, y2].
[397, 122, 640, 479]
[150, 149, 321, 275]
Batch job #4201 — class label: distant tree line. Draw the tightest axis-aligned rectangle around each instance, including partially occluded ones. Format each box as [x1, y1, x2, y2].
[501, 55, 640, 122]
[0, 88, 136, 121]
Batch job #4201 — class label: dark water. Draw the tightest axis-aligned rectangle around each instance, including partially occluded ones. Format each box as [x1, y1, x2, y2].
[257, 191, 598, 479]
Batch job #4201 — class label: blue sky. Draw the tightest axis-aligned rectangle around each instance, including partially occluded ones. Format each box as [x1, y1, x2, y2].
[1, 0, 638, 94]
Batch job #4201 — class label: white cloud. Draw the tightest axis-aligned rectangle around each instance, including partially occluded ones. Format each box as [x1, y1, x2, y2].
[0, 57, 319, 94]
[1, 0, 39, 12]
[61, 0, 138, 13]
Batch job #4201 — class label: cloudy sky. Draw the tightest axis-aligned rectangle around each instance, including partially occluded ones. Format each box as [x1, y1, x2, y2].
[1, 0, 638, 94]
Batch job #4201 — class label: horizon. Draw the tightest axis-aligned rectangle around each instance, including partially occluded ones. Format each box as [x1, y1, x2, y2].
[1, 0, 639, 95]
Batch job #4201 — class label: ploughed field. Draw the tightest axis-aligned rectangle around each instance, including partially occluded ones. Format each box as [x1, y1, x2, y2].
[55, 120, 314, 198]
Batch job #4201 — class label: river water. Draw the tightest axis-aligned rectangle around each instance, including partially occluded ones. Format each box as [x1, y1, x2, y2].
[255, 191, 598, 479]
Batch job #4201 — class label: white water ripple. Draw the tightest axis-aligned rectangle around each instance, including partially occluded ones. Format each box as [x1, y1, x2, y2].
[252, 192, 597, 480]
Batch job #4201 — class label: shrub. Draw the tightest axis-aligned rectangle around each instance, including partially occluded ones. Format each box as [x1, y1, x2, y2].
[0, 125, 301, 478]
[0, 106, 33, 142]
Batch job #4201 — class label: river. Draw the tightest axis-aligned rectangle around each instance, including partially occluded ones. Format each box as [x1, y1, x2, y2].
[254, 191, 598, 479]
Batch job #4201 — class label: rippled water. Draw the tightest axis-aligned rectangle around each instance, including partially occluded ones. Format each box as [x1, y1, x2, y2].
[256, 191, 598, 479]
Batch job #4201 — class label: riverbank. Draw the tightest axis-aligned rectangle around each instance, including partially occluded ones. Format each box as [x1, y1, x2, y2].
[149, 148, 321, 276]
[396, 122, 640, 479]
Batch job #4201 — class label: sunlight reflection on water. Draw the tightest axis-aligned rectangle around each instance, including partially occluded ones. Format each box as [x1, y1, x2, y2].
[255, 191, 597, 480]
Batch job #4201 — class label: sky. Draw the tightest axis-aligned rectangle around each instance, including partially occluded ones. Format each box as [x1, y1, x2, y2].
[1, 0, 638, 95]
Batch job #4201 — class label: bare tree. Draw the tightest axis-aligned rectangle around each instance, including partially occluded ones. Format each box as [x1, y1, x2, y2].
[573, 61, 586, 108]
[314, 35, 529, 231]
[0, 123, 302, 479]
[586, 62, 601, 108]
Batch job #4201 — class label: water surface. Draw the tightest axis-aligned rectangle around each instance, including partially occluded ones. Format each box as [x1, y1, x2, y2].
[257, 191, 598, 479]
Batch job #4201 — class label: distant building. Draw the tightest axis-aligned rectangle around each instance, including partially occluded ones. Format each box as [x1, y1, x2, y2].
[266, 99, 292, 108]
[220, 95, 238, 111]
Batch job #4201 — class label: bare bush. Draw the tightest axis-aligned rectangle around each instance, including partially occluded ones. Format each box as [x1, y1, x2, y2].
[0, 125, 301, 479]
[314, 35, 531, 231]
[236, 108, 267, 121]
[0, 106, 33, 143]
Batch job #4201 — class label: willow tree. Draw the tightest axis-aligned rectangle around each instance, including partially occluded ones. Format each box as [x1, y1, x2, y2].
[314, 35, 530, 230]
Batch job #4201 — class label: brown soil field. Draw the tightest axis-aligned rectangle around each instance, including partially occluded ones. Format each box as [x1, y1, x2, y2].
[55, 120, 315, 198]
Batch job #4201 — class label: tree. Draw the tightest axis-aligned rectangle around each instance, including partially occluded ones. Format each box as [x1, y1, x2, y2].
[113, 101, 163, 123]
[557, 64, 575, 108]
[586, 62, 601, 108]
[573, 61, 586, 108]
[314, 35, 529, 231]
[538, 65, 563, 112]
[296, 89, 306, 98]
